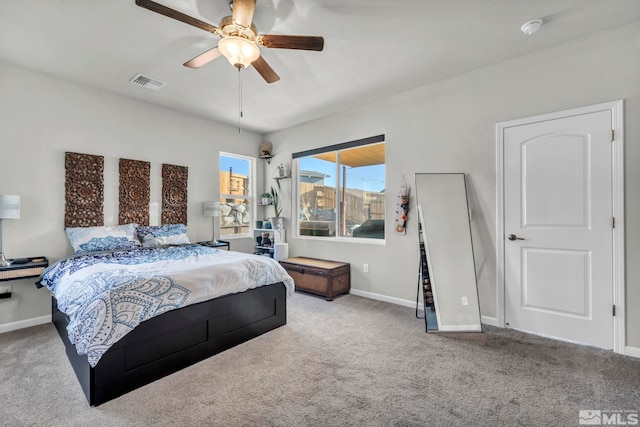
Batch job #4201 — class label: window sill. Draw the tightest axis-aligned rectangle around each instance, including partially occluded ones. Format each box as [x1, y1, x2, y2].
[219, 234, 253, 239]
[293, 235, 386, 245]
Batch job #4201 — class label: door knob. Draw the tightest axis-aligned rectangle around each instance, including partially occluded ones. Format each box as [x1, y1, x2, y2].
[508, 234, 524, 241]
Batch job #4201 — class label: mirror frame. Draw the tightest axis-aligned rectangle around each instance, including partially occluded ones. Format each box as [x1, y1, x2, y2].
[415, 173, 482, 332]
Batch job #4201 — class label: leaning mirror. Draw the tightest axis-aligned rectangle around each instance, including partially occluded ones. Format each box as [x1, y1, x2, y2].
[414, 173, 482, 332]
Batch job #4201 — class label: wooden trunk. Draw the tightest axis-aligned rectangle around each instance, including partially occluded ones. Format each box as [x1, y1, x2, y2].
[280, 257, 350, 301]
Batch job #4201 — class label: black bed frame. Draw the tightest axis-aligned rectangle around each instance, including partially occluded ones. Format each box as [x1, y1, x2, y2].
[52, 283, 287, 406]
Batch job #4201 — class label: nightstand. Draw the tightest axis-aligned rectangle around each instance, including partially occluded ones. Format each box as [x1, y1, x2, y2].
[197, 240, 230, 251]
[0, 257, 49, 282]
[0, 257, 49, 299]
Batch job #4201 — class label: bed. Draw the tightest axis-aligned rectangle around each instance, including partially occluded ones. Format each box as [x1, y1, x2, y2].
[39, 242, 294, 406]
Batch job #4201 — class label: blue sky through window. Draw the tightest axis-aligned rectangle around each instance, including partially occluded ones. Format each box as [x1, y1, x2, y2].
[301, 157, 385, 193]
[220, 155, 249, 177]
[220, 153, 384, 192]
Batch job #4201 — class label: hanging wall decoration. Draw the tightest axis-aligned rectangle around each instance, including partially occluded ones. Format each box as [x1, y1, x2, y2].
[394, 176, 410, 234]
[65, 152, 104, 228]
[161, 163, 188, 225]
[119, 158, 151, 226]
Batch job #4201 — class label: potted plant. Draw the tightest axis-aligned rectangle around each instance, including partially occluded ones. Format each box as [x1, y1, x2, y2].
[270, 186, 282, 217]
[269, 185, 285, 232]
[261, 192, 272, 205]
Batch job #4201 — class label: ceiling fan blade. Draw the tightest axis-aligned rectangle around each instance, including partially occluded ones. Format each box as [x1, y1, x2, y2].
[183, 47, 222, 69]
[135, 0, 219, 34]
[251, 56, 280, 84]
[259, 35, 324, 51]
[232, 0, 256, 28]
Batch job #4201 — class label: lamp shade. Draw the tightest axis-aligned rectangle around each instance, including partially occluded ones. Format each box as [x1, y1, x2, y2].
[218, 36, 260, 69]
[203, 201, 221, 217]
[0, 195, 20, 219]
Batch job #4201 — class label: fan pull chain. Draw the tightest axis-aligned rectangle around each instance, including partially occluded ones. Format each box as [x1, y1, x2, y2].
[237, 67, 243, 133]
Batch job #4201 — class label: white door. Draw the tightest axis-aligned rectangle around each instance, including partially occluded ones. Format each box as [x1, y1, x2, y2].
[503, 110, 613, 349]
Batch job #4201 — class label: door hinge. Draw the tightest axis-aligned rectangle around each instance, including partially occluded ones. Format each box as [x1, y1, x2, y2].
[611, 217, 615, 228]
[613, 304, 616, 316]
[611, 129, 615, 142]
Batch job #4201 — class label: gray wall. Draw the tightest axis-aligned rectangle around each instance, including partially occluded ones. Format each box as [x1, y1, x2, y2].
[1, 20, 639, 348]
[0, 61, 262, 328]
[265, 22, 640, 346]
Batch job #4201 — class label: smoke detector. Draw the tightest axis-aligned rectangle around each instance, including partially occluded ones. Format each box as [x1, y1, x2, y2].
[521, 19, 543, 35]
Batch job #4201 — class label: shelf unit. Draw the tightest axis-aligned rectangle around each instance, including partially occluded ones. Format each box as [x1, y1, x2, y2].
[254, 165, 291, 258]
[259, 154, 273, 164]
[254, 228, 275, 257]
[258, 201, 276, 225]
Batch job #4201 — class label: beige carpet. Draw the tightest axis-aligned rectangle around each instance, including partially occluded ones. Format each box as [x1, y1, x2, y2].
[1, 292, 639, 426]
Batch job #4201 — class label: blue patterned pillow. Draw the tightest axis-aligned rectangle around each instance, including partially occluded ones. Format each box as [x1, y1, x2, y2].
[136, 224, 190, 247]
[66, 224, 141, 254]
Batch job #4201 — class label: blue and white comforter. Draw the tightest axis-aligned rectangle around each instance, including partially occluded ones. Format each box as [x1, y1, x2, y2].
[40, 245, 294, 367]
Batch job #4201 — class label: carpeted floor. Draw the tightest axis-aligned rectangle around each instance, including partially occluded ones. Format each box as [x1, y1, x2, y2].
[1, 292, 639, 426]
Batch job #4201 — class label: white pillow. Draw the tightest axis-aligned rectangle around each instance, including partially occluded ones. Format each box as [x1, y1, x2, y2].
[66, 224, 141, 254]
[136, 224, 190, 247]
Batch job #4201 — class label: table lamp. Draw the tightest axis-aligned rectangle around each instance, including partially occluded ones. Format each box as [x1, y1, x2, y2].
[0, 195, 20, 267]
[203, 201, 221, 244]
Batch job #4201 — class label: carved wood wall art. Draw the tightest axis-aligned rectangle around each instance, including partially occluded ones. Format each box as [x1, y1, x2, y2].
[65, 152, 104, 228]
[161, 164, 188, 225]
[119, 158, 151, 226]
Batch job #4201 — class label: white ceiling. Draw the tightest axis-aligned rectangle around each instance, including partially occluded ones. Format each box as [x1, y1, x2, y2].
[1, 1, 639, 134]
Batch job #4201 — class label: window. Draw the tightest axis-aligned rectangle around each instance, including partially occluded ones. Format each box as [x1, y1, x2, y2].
[219, 152, 255, 238]
[294, 135, 385, 240]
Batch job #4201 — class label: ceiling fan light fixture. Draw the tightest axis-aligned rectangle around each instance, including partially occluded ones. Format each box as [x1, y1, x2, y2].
[218, 36, 260, 69]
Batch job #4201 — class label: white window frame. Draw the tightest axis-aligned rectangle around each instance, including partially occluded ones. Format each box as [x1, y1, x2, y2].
[292, 135, 386, 244]
[219, 151, 256, 239]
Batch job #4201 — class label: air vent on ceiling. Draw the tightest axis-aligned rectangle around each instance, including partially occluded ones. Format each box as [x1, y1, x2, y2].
[129, 73, 166, 91]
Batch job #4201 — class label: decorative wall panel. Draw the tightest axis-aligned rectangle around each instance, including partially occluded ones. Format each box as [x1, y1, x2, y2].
[161, 164, 188, 225]
[65, 152, 104, 228]
[119, 158, 150, 226]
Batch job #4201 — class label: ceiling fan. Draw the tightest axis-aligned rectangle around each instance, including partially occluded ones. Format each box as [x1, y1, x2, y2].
[135, 0, 325, 83]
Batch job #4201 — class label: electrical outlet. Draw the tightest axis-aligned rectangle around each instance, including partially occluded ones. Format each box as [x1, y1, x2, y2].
[461, 296, 468, 306]
[363, 263, 369, 273]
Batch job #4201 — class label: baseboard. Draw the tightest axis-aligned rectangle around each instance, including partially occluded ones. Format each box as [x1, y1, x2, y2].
[348, 290, 639, 358]
[481, 315, 499, 327]
[350, 289, 498, 331]
[0, 315, 51, 334]
[624, 345, 640, 359]
[350, 288, 422, 310]
[438, 324, 482, 332]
